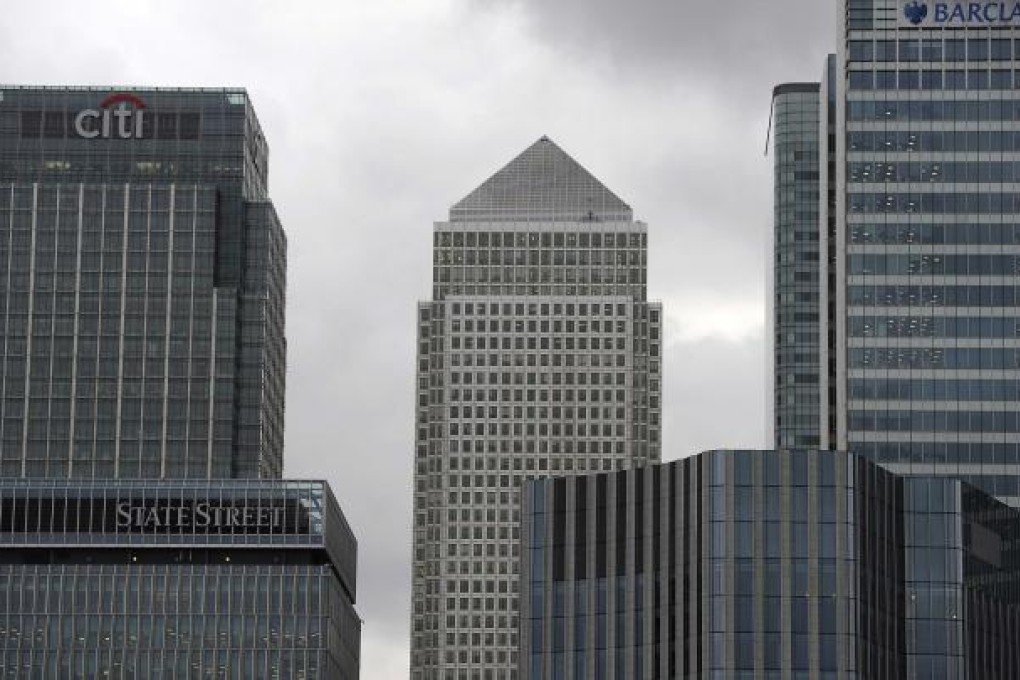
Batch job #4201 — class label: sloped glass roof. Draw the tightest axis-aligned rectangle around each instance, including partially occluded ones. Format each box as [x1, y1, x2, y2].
[450, 136, 633, 223]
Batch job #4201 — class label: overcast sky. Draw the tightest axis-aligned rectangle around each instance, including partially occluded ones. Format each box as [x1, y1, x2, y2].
[1, 1, 835, 676]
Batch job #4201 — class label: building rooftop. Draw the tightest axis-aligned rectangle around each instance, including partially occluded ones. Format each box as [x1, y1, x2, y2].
[449, 136, 633, 223]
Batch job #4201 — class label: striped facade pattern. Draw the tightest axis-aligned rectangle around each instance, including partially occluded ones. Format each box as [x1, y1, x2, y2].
[522, 450, 1020, 679]
[0, 182, 285, 479]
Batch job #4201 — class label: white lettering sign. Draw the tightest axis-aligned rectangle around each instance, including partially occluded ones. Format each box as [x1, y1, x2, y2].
[73, 93, 146, 140]
[115, 501, 286, 531]
[901, 1, 1020, 26]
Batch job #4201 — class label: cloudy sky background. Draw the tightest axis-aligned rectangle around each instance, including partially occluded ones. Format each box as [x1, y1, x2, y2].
[1, 1, 836, 676]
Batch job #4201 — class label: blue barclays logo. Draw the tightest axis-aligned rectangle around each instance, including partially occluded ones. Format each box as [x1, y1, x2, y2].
[905, 1, 1020, 24]
[904, 1, 928, 24]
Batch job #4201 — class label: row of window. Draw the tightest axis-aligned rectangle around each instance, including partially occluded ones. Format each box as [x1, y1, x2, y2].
[0, 186, 215, 213]
[848, 99, 1020, 122]
[436, 284, 645, 300]
[849, 377, 1020, 401]
[446, 390, 654, 406]
[449, 373, 630, 386]
[849, 409, 1020, 432]
[849, 192, 1020, 215]
[850, 347, 1020, 369]
[448, 302, 634, 318]
[451, 406, 627, 420]
[451, 321, 628, 335]
[436, 251, 643, 266]
[849, 253, 1020, 275]
[450, 354, 626, 369]
[849, 222, 1020, 246]
[451, 424, 626, 438]
[848, 68, 1019, 91]
[847, 130, 1020, 153]
[435, 232, 643, 249]
[852, 440, 1020, 469]
[438, 269, 646, 286]
[849, 160, 1020, 184]
[448, 441, 634, 456]
[849, 315, 1020, 338]
[848, 37, 1020, 63]
[449, 338, 639, 353]
[849, 283, 1020, 307]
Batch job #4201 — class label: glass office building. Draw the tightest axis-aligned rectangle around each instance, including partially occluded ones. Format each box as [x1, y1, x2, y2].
[771, 82, 826, 449]
[410, 137, 662, 680]
[835, 2, 1020, 505]
[772, 5, 1020, 506]
[0, 87, 285, 479]
[0, 479, 360, 679]
[522, 449, 1020, 679]
[0, 87, 361, 676]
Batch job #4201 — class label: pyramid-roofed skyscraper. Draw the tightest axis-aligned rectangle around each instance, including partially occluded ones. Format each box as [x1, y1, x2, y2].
[410, 137, 662, 679]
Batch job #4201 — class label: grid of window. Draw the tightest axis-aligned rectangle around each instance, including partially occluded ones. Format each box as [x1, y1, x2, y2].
[838, 1, 1020, 505]
[773, 85, 824, 448]
[0, 479, 360, 679]
[410, 138, 662, 680]
[431, 228, 647, 301]
[0, 87, 286, 480]
[0, 565, 358, 680]
[522, 450, 1020, 680]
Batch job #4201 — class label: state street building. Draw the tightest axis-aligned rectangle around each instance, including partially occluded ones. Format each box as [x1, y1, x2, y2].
[0, 87, 360, 678]
[0, 479, 360, 678]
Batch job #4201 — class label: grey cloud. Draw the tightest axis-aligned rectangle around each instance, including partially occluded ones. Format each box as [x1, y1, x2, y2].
[498, 0, 836, 85]
[0, 1, 832, 677]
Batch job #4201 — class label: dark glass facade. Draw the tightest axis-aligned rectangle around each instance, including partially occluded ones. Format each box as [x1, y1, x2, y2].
[834, 2, 1020, 505]
[521, 449, 1020, 679]
[0, 86, 360, 677]
[772, 82, 824, 449]
[0, 87, 285, 479]
[771, 58, 839, 452]
[0, 479, 360, 679]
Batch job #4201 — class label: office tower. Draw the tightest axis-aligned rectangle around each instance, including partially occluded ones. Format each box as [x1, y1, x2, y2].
[0, 87, 361, 677]
[522, 449, 1020, 679]
[771, 82, 825, 449]
[0, 479, 361, 679]
[834, 2, 1020, 505]
[410, 137, 662, 679]
[773, 6, 1020, 506]
[771, 58, 839, 451]
[0, 87, 285, 479]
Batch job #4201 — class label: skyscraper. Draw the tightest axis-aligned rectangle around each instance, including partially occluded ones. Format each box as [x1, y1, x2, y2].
[835, 2, 1020, 506]
[0, 87, 285, 479]
[0, 86, 360, 677]
[410, 137, 662, 679]
[770, 57, 839, 451]
[774, 4, 1020, 507]
[771, 82, 825, 449]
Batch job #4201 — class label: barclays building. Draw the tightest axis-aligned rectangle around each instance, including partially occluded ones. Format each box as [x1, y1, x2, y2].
[769, 3, 1020, 509]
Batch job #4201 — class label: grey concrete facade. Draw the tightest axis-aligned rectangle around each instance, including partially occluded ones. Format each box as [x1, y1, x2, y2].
[410, 138, 662, 680]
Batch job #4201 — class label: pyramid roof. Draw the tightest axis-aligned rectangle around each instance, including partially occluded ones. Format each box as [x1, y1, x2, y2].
[449, 137, 633, 223]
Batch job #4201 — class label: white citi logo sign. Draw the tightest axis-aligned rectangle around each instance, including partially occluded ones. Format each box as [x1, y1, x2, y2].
[74, 93, 146, 139]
